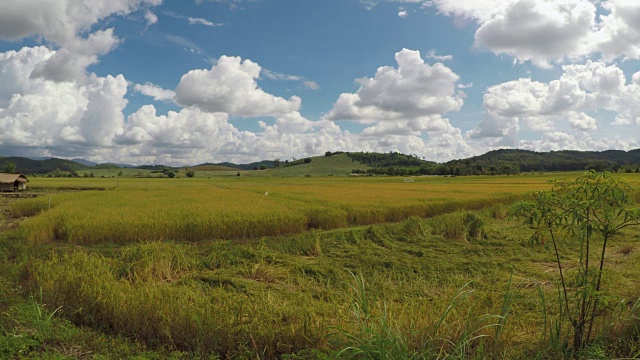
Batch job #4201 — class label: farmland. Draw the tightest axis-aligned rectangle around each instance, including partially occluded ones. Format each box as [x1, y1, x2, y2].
[1, 173, 640, 359]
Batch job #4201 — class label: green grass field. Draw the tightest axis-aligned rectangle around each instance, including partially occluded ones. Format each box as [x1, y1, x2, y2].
[1, 172, 640, 359]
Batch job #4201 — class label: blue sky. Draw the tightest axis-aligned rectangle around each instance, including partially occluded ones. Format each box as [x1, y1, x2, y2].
[0, 0, 639, 165]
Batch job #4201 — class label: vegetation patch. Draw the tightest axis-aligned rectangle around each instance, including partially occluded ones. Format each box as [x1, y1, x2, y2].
[0, 173, 639, 358]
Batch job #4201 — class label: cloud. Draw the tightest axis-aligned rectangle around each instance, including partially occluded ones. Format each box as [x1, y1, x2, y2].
[0, 44, 472, 164]
[145, 11, 159, 27]
[595, 0, 640, 62]
[175, 55, 301, 117]
[304, 81, 320, 90]
[327, 48, 464, 121]
[133, 82, 176, 102]
[30, 29, 120, 82]
[164, 34, 204, 54]
[474, 0, 595, 68]
[468, 60, 640, 146]
[262, 68, 321, 90]
[327, 48, 473, 160]
[112, 105, 360, 165]
[188, 17, 223, 27]
[0, 46, 359, 165]
[0, 46, 127, 149]
[261, 69, 304, 81]
[0, 0, 163, 82]
[425, 50, 453, 61]
[569, 112, 597, 132]
[398, 10, 409, 18]
[426, 0, 640, 67]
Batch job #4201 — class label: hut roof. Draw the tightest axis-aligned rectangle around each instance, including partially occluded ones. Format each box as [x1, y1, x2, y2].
[0, 173, 29, 184]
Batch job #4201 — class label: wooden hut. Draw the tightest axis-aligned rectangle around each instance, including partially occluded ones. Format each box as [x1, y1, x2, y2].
[0, 173, 29, 192]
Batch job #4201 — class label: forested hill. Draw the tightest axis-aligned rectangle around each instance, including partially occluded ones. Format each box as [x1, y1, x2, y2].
[446, 148, 640, 175]
[339, 149, 640, 176]
[0, 156, 88, 174]
[197, 160, 276, 171]
[342, 151, 436, 168]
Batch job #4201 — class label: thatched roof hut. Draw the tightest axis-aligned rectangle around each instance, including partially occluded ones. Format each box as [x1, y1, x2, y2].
[0, 173, 29, 192]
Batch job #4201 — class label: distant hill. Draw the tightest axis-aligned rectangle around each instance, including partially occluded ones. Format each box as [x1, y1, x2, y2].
[189, 165, 240, 172]
[4, 148, 640, 177]
[446, 148, 640, 175]
[272, 153, 369, 176]
[72, 158, 97, 167]
[197, 161, 277, 171]
[344, 151, 436, 168]
[0, 156, 88, 174]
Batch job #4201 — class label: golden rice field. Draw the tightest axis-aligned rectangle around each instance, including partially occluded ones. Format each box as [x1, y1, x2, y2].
[10, 173, 599, 245]
[3, 172, 640, 358]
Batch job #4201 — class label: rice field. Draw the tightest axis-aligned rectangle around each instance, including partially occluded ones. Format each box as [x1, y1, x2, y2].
[13, 174, 584, 245]
[3, 172, 640, 358]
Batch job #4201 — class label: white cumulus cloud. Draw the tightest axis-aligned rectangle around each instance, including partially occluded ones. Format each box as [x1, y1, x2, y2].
[175, 55, 301, 117]
[0, 46, 127, 150]
[427, 0, 640, 67]
[469, 60, 640, 148]
[327, 48, 464, 121]
[327, 48, 473, 161]
[0, 0, 163, 82]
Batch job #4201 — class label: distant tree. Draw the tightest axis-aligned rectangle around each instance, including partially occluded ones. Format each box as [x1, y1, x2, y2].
[259, 165, 267, 170]
[90, 172, 95, 178]
[186, 171, 195, 178]
[274, 159, 281, 168]
[325, 151, 332, 157]
[304, 158, 312, 164]
[118, 171, 124, 177]
[83, 172, 89, 178]
[1, 161, 16, 173]
[167, 171, 176, 178]
[611, 163, 622, 173]
[237, 172, 240, 177]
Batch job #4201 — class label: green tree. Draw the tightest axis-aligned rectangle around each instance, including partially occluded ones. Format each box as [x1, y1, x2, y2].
[186, 171, 195, 178]
[1, 161, 17, 173]
[512, 171, 640, 351]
